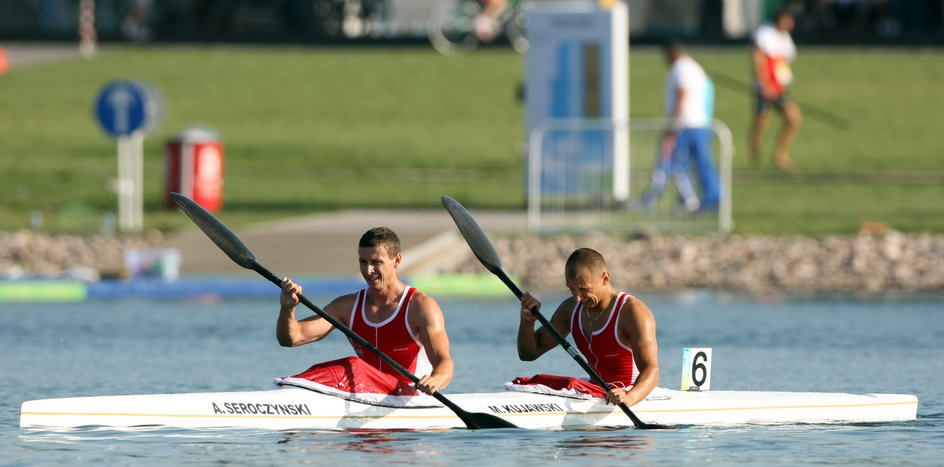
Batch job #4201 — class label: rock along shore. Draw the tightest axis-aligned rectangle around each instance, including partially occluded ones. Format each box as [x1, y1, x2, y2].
[0, 230, 165, 281]
[441, 231, 944, 295]
[3, 229, 944, 295]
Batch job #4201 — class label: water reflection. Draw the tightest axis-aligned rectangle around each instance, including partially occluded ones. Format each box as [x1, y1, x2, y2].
[276, 429, 447, 456]
[272, 427, 661, 461]
[552, 429, 653, 459]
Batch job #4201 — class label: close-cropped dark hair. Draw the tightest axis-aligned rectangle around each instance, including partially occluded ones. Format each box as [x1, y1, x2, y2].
[565, 248, 607, 278]
[359, 227, 401, 257]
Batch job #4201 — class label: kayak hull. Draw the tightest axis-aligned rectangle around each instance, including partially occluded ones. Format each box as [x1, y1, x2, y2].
[19, 387, 918, 430]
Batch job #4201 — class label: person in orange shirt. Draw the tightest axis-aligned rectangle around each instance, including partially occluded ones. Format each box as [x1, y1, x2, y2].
[750, 9, 803, 172]
[0, 46, 9, 75]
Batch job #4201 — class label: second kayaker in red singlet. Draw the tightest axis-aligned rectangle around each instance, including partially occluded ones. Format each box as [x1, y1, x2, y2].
[512, 248, 661, 407]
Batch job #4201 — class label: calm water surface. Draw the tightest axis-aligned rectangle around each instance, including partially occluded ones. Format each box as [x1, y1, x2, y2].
[2, 291, 941, 465]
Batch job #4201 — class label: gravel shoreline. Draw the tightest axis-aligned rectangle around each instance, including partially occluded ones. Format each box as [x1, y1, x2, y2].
[441, 231, 944, 294]
[0, 230, 165, 281]
[3, 230, 944, 295]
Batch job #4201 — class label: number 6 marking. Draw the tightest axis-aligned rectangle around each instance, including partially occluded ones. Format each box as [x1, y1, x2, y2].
[692, 351, 708, 387]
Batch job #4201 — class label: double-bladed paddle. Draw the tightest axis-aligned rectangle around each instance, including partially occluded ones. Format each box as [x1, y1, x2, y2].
[441, 195, 676, 430]
[170, 192, 516, 430]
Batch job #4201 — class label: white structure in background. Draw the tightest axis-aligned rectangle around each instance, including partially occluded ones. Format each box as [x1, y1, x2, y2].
[527, 118, 733, 233]
[525, 1, 629, 202]
[722, 0, 766, 38]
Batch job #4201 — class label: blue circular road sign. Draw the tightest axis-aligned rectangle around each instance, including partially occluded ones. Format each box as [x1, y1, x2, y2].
[94, 80, 162, 138]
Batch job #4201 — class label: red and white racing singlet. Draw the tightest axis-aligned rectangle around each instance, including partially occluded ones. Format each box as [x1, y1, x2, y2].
[570, 292, 639, 388]
[349, 286, 431, 383]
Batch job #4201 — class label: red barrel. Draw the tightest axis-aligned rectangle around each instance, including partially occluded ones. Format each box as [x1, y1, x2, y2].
[164, 127, 224, 212]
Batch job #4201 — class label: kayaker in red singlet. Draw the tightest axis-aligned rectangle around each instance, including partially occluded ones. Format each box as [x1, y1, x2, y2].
[515, 248, 660, 407]
[276, 227, 454, 396]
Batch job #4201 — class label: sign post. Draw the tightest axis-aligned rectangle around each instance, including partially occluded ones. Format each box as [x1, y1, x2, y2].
[94, 80, 162, 232]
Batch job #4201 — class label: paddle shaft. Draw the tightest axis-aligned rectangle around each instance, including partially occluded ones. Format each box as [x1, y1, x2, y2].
[708, 70, 851, 130]
[491, 267, 657, 429]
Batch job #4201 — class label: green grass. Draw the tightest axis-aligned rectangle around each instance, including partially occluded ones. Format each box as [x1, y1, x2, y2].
[1, 45, 941, 234]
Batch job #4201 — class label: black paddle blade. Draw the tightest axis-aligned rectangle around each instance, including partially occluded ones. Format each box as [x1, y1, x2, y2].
[170, 192, 257, 270]
[459, 411, 518, 429]
[641, 422, 678, 430]
[440, 196, 504, 274]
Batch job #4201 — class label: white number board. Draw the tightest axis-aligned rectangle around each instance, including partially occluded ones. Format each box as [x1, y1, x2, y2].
[680, 347, 712, 391]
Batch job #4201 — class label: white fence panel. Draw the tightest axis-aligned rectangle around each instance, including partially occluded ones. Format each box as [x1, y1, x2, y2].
[527, 118, 733, 233]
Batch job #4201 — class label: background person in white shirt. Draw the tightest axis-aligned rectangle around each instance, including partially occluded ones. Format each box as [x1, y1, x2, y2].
[751, 9, 803, 172]
[639, 40, 721, 212]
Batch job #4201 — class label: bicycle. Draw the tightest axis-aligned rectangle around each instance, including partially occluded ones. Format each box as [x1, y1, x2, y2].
[427, 0, 528, 55]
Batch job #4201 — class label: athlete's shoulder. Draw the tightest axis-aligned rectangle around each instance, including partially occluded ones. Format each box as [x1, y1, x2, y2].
[405, 289, 447, 330]
[621, 294, 654, 317]
[406, 288, 442, 313]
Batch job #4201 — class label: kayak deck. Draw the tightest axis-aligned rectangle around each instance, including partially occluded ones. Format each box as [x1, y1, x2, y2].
[19, 387, 918, 430]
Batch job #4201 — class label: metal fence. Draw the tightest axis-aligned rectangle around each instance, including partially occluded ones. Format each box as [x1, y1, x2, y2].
[527, 118, 733, 234]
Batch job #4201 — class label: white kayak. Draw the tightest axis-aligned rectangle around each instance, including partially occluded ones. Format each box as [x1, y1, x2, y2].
[19, 387, 917, 430]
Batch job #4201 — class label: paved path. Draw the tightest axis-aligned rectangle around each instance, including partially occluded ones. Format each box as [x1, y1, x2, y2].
[1, 42, 82, 70]
[159, 208, 528, 277]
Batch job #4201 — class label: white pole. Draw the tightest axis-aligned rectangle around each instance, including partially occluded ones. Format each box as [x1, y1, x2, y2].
[131, 130, 145, 231]
[527, 123, 545, 231]
[117, 136, 132, 231]
[181, 138, 194, 200]
[713, 120, 735, 232]
[79, 0, 97, 58]
[611, 2, 630, 202]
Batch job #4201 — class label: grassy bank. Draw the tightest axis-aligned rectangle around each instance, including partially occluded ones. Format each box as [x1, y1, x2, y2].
[0, 45, 941, 234]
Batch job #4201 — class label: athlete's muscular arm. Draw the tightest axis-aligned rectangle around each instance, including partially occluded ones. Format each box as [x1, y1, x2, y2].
[409, 293, 454, 395]
[607, 297, 660, 407]
[276, 278, 351, 347]
[517, 293, 572, 361]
